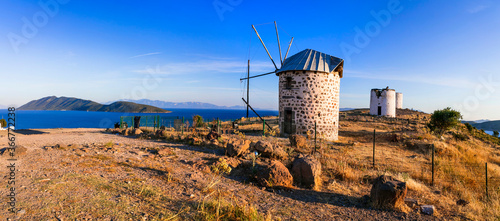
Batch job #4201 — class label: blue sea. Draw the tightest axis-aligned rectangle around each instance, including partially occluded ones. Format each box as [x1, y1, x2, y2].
[0, 109, 279, 129]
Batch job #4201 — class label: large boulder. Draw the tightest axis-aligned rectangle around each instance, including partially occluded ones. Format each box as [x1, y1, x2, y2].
[251, 141, 288, 159]
[226, 139, 251, 157]
[291, 155, 322, 190]
[289, 134, 307, 151]
[258, 160, 293, 188]
[370, 175, 407, 210]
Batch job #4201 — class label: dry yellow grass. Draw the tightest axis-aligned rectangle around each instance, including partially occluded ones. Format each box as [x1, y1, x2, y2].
[316, 109, 500, 220]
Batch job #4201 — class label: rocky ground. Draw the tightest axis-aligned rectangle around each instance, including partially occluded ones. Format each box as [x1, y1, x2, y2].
[0, 127, 441, 220]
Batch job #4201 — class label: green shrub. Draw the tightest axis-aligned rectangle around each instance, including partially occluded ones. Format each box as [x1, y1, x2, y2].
[494, 131, 499, 137]
[193, 115, 204, 128]
[427, 107, 462, 135]
[464, 123, 474, 133]
[0, 119, 6, 128]
[453, 132, 469, 141]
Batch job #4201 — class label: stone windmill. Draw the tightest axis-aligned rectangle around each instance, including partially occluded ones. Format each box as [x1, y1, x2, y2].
[241, 22, 344, 140]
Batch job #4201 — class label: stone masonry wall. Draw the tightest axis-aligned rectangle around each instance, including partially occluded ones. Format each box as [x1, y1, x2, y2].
[278, 70, 341, 140]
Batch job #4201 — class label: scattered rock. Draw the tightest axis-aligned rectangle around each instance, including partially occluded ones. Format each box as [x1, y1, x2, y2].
[370, 175, 407, 210]
[206, 131, 220, 140]
[155, 129, 167, 138]
[421, 205, 435, 215]
[192, 160, 211, 174]
[456, 199, 469, 206]
[54, 144, 68, 149]
[404, 198, 419, 209]
[221, 156, 241, 168]
[251, 141, 288, 159]
[291, 154, 322, 190]
[388, 134, 399, 142]
[404, 141, 432, 153]
[226, 139, 251, 157]
[122, 128, 132, 136]
[289, 134, 307, 149]
[133, 128, 143, 136]
[258, 160, 293, 188]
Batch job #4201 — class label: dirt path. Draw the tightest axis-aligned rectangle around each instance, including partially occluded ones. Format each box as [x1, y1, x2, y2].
[0, 128, 438, 220]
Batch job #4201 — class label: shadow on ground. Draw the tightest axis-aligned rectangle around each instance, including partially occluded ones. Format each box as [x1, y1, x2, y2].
[14, 129, 49, 135]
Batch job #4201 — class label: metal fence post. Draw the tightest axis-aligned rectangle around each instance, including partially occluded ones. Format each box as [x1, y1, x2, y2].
[217, 117, 220, 135]
[432, 144, 435, 186]
[263, 119, 266, 136]
[486, 162, 489, 200]
[120, 116, 123, 129]
[373, 129, 376, 168]
[182, 117, 184, 135]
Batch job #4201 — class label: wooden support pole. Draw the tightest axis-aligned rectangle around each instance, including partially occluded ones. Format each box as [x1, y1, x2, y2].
[239, 71, 276, 80]
[247, 59, 250, 118]
[242, 98, 272, 131]
[284, 37, 294, 62]
[252, 25, 278, 70]
[274, 21, 283, 66]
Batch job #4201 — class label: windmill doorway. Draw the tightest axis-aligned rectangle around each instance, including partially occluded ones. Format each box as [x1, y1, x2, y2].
[284, 109, 295, 134]
[377, 106, 382, 115]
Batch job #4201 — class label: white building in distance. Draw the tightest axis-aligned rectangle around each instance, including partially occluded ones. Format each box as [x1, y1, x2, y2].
[396, 92, 403, 109]
[370, 87, 396, 117]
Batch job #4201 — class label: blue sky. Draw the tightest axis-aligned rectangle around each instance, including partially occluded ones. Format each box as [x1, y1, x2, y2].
[1, 0, 499, 120]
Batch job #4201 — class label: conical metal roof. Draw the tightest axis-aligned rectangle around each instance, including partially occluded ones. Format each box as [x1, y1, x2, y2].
[277, 49, 343, 75]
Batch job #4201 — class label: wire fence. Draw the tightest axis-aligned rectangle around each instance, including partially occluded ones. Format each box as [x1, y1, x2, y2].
[364, 129, 500, 202]
[119, 115, 279, 135]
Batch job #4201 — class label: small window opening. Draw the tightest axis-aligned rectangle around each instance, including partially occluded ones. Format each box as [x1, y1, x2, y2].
[286, 77, 292, 89]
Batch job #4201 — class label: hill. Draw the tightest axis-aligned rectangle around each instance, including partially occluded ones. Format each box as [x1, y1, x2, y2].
[465, 120, 500, 132]
[19, 96, 170, 113]
[110, 99, 248, 109]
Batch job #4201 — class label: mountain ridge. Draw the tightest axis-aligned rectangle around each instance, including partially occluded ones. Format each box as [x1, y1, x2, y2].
[109, 99, 256, 110]
[19, 96, 170, 113]
[464, 120, 500, 132]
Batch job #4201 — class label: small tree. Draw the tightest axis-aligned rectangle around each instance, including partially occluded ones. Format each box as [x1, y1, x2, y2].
[464, 122, 474, 133]
[494, 131, 499, 137]
[0, 119, 6, 128]
[427, 107, 462, 135]
[193, 115, 204, 128]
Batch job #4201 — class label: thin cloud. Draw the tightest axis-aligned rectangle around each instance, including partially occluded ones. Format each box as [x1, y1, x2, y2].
[467, 5, 489, 14]
[133, 60, 274, 75]
[344, 70, 476, 89]
[129, 52, 162, 59]
[185, 53, 235, 60]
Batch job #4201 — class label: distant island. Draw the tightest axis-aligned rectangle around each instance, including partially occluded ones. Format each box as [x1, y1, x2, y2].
[463, 120, 500, 132]
[108, 99, 248, 110]
[19, 96, 171, 113]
